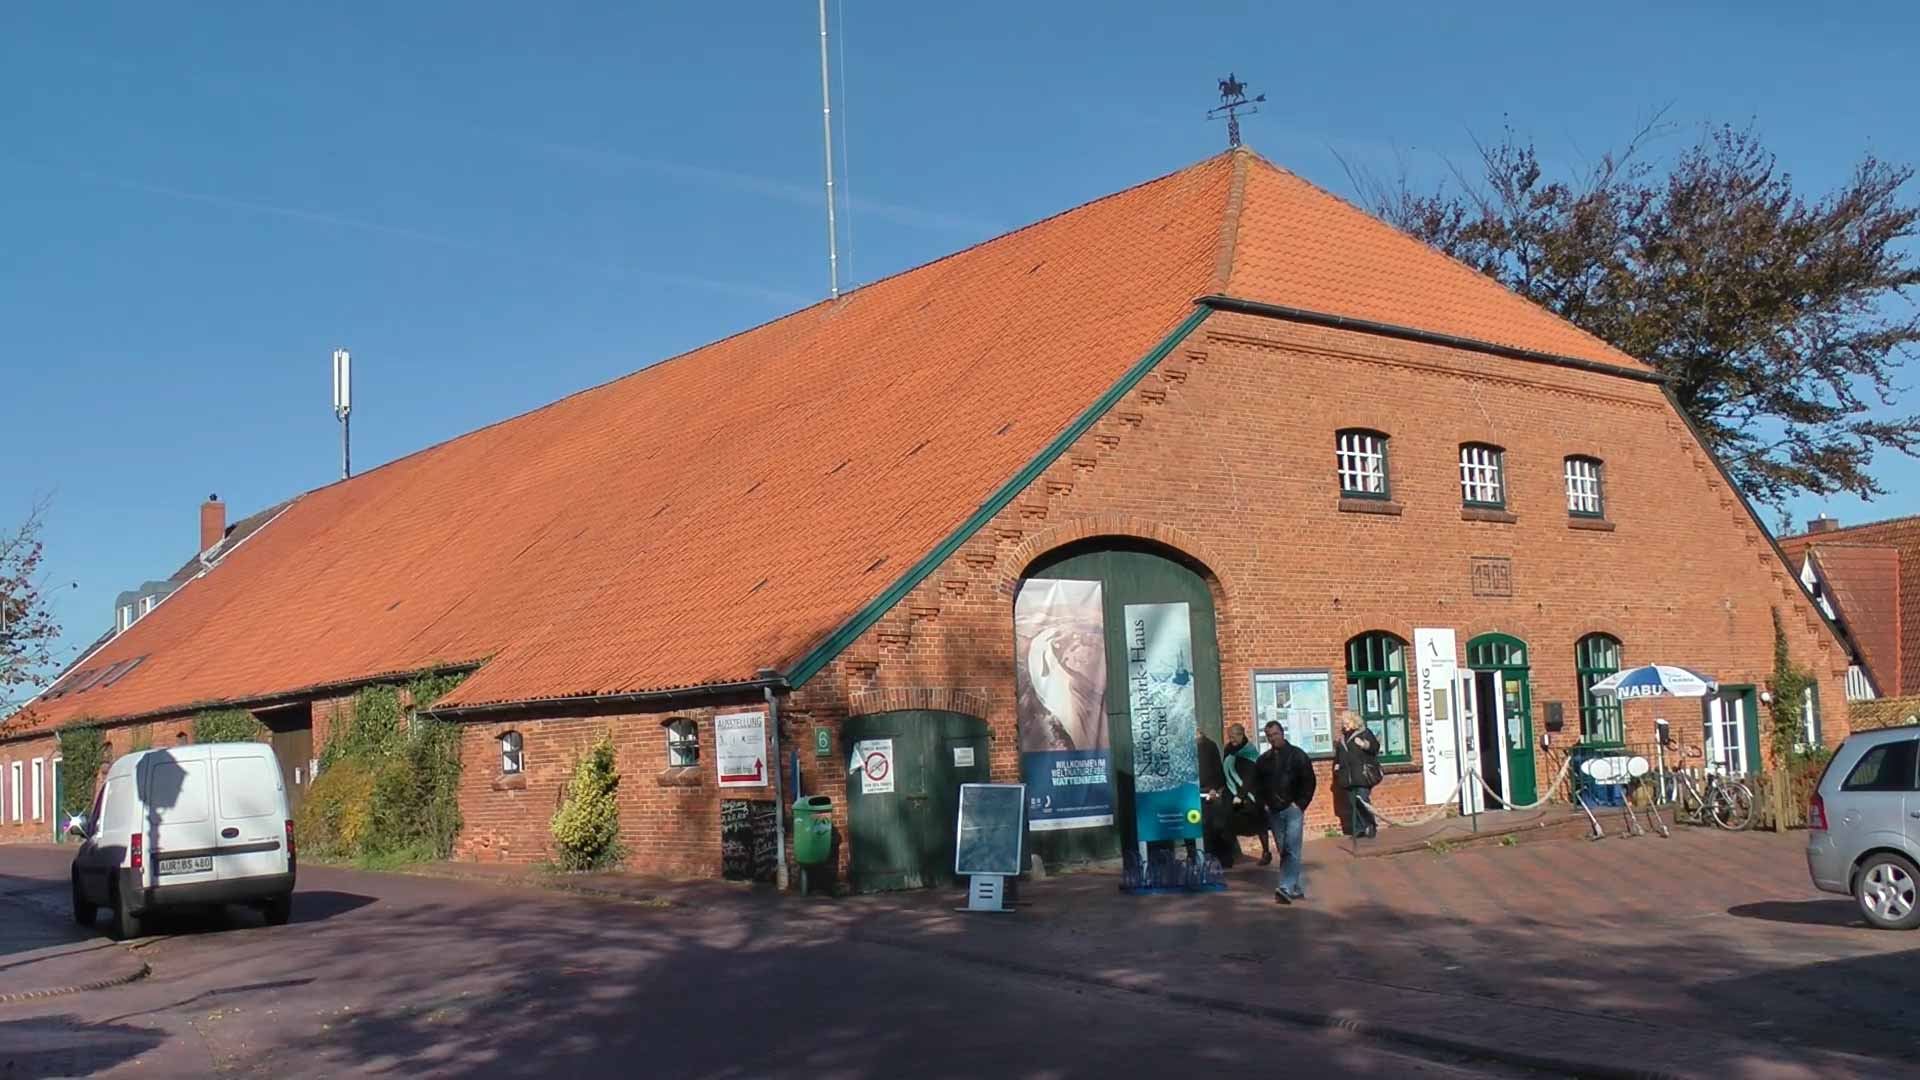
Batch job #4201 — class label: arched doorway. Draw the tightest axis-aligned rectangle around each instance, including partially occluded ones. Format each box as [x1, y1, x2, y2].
[1466, 633, 1537, 808]
[1016, 538, 1224, 867]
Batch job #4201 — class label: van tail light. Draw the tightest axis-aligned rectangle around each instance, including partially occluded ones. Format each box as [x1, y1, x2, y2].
[285, 819, 296, 861]
[1809, 793, 1827, 832]
[130, 832, 144, 874]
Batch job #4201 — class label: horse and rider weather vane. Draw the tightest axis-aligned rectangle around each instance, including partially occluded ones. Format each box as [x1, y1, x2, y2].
[1207, 73, 1264, 149]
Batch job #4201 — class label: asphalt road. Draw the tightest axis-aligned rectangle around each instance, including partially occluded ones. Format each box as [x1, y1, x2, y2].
[0, 846, 1526, 1079]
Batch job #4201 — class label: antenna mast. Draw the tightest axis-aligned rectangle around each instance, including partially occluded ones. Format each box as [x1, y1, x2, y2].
[1207, 73, 1264, 149]
[817, 0, 840, 299]
[331, 348, 353, 480]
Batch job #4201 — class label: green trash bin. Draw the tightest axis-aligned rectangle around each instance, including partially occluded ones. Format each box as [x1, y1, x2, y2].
[792, 795, 834, 866]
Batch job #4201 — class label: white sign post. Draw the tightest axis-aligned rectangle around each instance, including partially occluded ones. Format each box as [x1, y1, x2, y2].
[1412, 629, 1461, 806]
[714, 711, 769, 788]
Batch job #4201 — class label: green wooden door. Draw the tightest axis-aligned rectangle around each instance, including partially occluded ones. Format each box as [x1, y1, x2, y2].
[844, 710, 991, 892]
[1466, 634, 1537, 807]
[1021, 540, 1222, 864]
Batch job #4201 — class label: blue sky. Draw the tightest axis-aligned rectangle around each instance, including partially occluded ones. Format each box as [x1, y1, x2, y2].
[4, 2, 1917, 674]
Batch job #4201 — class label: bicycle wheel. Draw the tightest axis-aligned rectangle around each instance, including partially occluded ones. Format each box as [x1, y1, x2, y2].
[1709, 779, 1755, 831]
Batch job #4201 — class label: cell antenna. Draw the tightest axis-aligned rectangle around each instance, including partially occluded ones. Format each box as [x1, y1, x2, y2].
[1207, 74, 1264, 149]
[817, 0, 840, 299]
[331, 348, 353, 480]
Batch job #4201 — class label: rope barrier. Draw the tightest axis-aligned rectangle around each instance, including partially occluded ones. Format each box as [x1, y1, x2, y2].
[1351, 752, 1579, 829]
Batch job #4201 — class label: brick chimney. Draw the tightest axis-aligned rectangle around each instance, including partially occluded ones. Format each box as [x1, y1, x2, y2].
[200, 494, 226, 552]
[1805, 513, 1840, 535]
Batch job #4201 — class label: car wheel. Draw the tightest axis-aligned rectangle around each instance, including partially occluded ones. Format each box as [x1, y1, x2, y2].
[109, 883, 144, 941]
[1854, 853, 1920, 930]
[262, 893, 293, 926]
[71, 872, 95, 928]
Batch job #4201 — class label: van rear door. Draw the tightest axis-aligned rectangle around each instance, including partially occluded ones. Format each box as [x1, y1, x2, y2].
[212, 747, 289, 882]
[139, 750, 218, 888]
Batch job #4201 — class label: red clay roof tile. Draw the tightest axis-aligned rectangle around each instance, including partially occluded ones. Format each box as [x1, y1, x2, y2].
[8, 149, 1657, 732]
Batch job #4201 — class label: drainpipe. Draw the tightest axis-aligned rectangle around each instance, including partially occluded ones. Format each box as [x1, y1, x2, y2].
[761, 674, 789, 891]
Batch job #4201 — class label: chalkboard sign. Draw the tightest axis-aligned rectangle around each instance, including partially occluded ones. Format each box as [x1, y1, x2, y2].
[954, 783, 1026, 877]
[720, 800, 780, 883]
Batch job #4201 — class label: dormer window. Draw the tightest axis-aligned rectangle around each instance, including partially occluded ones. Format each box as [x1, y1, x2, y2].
[117, 604, 135, 633]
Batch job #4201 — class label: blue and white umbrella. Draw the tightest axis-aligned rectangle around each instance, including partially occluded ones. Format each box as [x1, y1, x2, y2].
[1588, 664, 1718, 700]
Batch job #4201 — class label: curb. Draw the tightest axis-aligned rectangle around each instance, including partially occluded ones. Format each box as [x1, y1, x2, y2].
[0, 959, 150, 1005]
[854, 930, 1692, 1080]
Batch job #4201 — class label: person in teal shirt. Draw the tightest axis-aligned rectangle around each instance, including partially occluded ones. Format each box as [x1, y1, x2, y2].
[1222, 723, 1273, 866]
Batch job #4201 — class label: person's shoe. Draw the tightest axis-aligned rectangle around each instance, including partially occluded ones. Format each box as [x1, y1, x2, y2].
[1287, 889, 1308, 901]
[1273, 888, 1292, 905]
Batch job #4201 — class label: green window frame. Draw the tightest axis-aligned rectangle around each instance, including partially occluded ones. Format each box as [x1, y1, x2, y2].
[1459, 443, 1506, 508]
[1565, 456, 1605, 518]
[1345, 631, 1412, 765]
[1576, 633, 1623, 746]
[1336, 429, 1391, 499]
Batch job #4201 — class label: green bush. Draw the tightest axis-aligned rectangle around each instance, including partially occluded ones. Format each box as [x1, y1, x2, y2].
[1769, 608, 1818, 767]
[56, 726, 108, 820]
[301, 673, 467, 864]
[193, 708, 265, 744]
[298, 757, 377, 857]
[551, 731, 624, 872]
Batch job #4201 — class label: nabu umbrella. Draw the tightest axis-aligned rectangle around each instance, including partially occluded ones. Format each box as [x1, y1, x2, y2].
[1588, 665, 1718, 700]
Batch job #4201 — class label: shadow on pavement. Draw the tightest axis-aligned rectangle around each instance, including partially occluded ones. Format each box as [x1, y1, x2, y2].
[1726, 899, 1861, 927]
[133, 889, 376, 937]
[0, 1014, 165, 1078]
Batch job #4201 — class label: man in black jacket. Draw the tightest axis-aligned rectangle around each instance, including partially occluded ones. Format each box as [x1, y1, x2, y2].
[1256, 721, 1316, 903]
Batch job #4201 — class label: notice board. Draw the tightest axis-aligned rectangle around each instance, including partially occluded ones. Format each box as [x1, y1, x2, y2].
[954, 783, 1027, 877]
[720, 799, 779, 883]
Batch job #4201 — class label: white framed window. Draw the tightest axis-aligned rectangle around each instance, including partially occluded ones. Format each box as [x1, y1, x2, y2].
[1335, 430, 1390, 498]
[1565, 456, 1604, 517]
[139, 594, 158, 616]
[8, 762, 19, 822]
[665, 718, 699, 768]
[30, 758, 45, 821]
[117, 605, 135, 633]
[499, 731, 523, 775]
[1459, 444, 1506, 507]
[1801, 683, 1822, 750]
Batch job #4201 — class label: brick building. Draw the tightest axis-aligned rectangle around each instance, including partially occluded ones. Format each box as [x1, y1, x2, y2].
[1, 150, 1849, 889]
[1780, 513, 1920, 713]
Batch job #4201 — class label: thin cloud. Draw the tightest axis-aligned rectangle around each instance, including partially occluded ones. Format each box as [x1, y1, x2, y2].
[41, 164, 811, 307]
[516, 135, 1001, 236]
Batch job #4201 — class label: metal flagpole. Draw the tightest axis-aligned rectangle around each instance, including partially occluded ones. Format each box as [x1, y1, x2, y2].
[817, 0, 840, 299]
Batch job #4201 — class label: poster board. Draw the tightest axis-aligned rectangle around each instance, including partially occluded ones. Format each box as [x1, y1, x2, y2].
[1413, 629, 1462, 806]
[714, 711, 769, 788]
[720, 799, 779, 882]
[954, 783, 1027, 877]
[1124, 602, 1202, 842]
[1252, 670, 1334, 758]
[1014, 579, 1114, 832]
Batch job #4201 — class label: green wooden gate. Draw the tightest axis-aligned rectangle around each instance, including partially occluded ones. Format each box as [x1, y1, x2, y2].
[844, 709, 991, 893]
[1020, 540, 1223, 866]
[1466, 633, 1537, 807]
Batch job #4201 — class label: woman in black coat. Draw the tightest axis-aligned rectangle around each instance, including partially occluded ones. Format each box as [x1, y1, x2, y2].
[1333, 713, 1383, 838]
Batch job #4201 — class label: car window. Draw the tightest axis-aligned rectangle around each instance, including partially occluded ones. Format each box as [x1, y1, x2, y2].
[84, 784, 106, 835]
[1841, 739, 1920, 792]
[215, 755, 281, 821]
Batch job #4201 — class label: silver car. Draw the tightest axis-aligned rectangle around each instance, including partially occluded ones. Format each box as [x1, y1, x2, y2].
[1807, 724, 1920, 930]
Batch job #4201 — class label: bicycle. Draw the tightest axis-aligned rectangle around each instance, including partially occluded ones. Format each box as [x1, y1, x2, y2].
[1647, 747, 1755, 832]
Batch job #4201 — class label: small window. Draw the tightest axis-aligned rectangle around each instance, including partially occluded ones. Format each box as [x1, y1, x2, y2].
[1801, 684, 1822, 751]
[1576, 633, 1624, 746]
[1565, 457, 1604, 517]
[1336, 430, 1390, 498]
[1459, 444, 1506, 508]
[1842, 739, 1918, 792]
[139, 595, 158, 616]
[665, 719, 699, 768]
[499, 731, 524, 775]
[1345, 632, 1412, 765]
[117, 605, 135, 633]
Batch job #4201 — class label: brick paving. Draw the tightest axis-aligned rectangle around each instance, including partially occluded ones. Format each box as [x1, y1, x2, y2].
[398, 827, 1920, 1077]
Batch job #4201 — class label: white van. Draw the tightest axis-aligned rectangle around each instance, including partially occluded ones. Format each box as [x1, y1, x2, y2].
[69, 742, 296, 939]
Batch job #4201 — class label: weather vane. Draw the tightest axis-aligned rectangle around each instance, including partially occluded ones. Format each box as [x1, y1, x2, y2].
[1207, 73, 1264, 149]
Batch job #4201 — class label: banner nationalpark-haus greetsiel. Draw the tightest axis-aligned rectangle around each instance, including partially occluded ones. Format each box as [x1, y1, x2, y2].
[1126, 601, 1201, 843]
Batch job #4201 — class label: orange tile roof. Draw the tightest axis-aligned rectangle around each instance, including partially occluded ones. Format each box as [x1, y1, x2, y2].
[8, 149, 1649, 732]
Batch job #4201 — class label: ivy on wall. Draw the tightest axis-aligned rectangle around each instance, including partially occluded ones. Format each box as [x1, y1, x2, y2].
[193, 708, 265, 744]
[55, 725, 107, 820]
[300, 670, 469, 865]
[1769, 607, 1819, 768]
